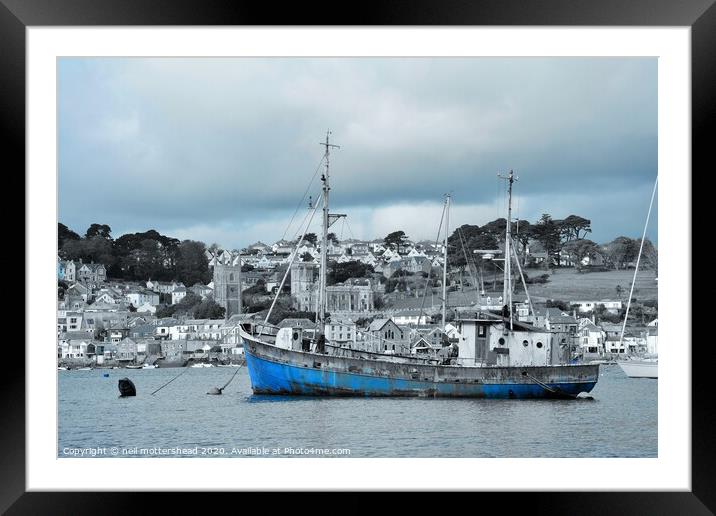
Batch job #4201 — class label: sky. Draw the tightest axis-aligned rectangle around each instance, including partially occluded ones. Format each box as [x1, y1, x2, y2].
[58, 57, 658, 250]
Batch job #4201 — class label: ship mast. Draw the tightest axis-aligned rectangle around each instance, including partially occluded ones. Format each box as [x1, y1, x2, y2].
[442, 194, 450, 329]
[318, 130, 339, 328]
[498, 170, 517, 331]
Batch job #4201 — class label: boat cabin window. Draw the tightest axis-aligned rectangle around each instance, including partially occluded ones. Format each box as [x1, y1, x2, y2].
[498, 338, 505, 345]
[523, 340, 529, 347]
[536, 342, 543, 349]
[478, 325, 486, 337]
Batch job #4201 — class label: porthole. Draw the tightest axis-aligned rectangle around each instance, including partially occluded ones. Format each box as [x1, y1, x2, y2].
[536, 342, 543, 349]
[499, 337, 505, 345]
[523, 340, 529, 347]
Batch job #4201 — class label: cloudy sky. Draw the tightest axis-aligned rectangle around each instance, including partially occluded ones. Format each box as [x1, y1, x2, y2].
[58, 57, 657, 249]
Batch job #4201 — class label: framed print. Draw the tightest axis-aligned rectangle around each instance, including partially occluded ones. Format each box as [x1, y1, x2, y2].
[5, 0, 710, 512]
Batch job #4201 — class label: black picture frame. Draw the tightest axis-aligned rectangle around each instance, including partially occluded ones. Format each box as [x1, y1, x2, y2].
[5, 0, 707, 512]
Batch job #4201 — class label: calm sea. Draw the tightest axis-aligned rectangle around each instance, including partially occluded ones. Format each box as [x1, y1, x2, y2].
[58, 364, 657, 458]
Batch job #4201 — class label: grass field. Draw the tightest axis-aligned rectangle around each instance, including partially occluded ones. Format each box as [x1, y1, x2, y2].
[518, 267, 658, 303]
[386, 267, 658, 311]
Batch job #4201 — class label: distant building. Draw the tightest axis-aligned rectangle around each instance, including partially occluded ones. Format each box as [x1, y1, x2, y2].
[213, 263, 242, 317]
[361, 318, 410, 355]
[392, 310, 430, 326]
[171, 285, 187, 305]
[325, 282, 374, 314]
[290, 262, 318, 312]
[573, 300, 623, 314]
[76, 262, 107, 284]
[325, 319, 357, 345]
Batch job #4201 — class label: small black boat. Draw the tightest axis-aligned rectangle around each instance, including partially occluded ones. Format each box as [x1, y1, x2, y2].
[118, 377, 136, 397]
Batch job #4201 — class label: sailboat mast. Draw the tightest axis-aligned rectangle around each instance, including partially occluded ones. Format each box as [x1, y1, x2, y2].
[319, 130, 339, 327]
[499, 170, 516, 330]
[442, 194, 450, 328]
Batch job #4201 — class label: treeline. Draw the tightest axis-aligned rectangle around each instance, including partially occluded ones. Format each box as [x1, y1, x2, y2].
[58, 223, 211, 285]
[155, 292, 225, 319]
[444, 214, 657, 270]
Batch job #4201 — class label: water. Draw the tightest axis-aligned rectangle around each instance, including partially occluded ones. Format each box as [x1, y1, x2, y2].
[58, 364, 657, 458]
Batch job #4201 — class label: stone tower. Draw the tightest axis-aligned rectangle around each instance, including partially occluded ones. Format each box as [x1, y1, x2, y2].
[213, 263, 241, 318]
[290, 261, 318, 312]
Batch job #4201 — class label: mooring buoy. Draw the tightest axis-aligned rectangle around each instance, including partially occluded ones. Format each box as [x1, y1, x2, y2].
[118, 377, 136, 397]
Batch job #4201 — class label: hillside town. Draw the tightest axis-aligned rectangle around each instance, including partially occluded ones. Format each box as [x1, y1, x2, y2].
[57, 226, 658, 369]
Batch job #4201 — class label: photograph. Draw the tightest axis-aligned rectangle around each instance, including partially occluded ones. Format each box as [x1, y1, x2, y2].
[56, 56, 659, 459]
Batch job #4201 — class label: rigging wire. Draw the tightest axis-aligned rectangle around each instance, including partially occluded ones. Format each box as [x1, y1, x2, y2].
[281, 155, 326, 242]
[619, 175, 658, 349]
[265, 192, 323, 324]
[417, 199, 447, 323]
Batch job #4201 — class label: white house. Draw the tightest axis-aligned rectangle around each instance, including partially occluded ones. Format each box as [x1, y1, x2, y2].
[573, 300, 623, 314]
[392, 310, 430, 326]
[126, 289, 160, 307]
[325, 319, 357, 345]
[171, 286, 187, 305]
[578, 319, 606, 356]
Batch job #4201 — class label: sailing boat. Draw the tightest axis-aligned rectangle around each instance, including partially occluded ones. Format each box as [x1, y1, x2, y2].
[617, 176, 658, 379]
[240, 133, 599, 398]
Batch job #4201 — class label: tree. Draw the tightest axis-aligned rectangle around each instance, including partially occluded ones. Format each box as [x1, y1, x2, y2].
[193, 299, 225, 319]
[384, 231, 408, 253]
[327, 232, 339, 244]
[513, 220, 532, 266]
[562, 239, 599, 267]
[58, 223, 80, 250]
[640, 239, 658, 270]
[531, 214, 561, 268]
[560, 215, 592, 242]
[604, 236, 639, 269]
[85, 223, 112, 240]
[301, 252, 313, 262]
[304, 233, 318, 245]
[327, 261, 374, 285]
[175, 240, 210, 285]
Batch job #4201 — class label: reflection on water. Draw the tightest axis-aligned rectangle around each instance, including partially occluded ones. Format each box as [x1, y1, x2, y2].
[58, 364, 656, 458]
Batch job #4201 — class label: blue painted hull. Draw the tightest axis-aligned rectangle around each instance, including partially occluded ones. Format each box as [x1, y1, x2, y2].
[245, 345, 597, 399]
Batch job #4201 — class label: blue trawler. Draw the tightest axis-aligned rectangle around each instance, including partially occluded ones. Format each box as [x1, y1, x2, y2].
[241, 132, 599, 399]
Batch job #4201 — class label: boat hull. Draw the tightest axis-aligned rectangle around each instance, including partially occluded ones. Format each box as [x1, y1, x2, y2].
[617, 360, 658, 379]
[244, 335, 598, 399]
